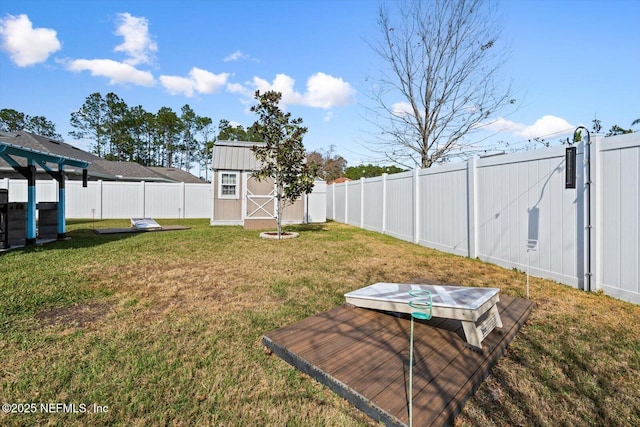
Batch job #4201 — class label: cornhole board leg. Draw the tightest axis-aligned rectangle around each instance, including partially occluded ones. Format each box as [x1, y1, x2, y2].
[461, 302, 503, 349]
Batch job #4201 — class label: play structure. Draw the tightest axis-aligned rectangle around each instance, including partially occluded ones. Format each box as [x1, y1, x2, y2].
[0, 141, 89, 248]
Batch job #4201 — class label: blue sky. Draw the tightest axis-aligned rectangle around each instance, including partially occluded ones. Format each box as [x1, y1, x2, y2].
[1, 0, 638, 167]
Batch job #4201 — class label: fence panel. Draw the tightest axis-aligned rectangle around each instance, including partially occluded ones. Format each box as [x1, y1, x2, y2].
[306, 181, 327, 224]
[145, 183, 183, 218]
[102, 182, 144, 219]
[346, 180, 362, 227]
[1, 179, 213, 219]
[418, 164, 469, 256]
[66, 181, 102, 218]
[362, 176, 384, 232]
[326, 135, 640, 303]
[599, 134, 640, 303]
[333, 183, 346, 223]
[384, 171, 414, 242]
[184, 184, 213, 218]
[476, 148, 580, 287]
[0, 179, 58, 202]
[326, 183, 334, 220]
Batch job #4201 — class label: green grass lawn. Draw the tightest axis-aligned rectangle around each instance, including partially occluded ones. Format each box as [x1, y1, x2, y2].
[1, 219, 639, 426]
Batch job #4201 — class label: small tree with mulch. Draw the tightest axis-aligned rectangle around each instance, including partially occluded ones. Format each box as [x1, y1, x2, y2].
[250, 90, 315, 239]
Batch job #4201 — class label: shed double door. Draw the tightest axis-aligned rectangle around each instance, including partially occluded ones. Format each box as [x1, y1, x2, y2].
[245, 175, 275, 220]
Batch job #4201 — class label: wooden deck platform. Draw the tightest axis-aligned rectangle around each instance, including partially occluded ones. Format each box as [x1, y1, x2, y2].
[263, 294, 533, 427]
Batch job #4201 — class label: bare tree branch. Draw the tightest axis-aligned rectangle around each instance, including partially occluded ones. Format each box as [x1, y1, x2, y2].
[366, 0, 514, 168]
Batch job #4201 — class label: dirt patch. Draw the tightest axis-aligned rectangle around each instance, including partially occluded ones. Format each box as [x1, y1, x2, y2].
[35, 301, 111, 328]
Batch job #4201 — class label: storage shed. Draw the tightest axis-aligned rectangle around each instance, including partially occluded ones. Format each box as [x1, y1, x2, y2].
[210, 141, 325, 229]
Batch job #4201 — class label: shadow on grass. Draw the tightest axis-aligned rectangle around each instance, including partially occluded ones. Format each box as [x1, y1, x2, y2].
[0, 228, 141, 255]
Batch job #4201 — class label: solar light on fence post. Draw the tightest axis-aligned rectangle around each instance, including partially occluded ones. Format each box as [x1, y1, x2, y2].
[565, 146, 577, 189]
[407, 290, 432, 427]
[526, 239, 538, 299]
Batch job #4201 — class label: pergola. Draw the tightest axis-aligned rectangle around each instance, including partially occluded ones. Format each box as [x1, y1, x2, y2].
[0, 141, 89, 244]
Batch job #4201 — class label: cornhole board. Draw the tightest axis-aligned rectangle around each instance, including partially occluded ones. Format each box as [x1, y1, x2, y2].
[131, 218, 162, 230]
[344, 282, 503, 349]
[94, 218, 190, 235]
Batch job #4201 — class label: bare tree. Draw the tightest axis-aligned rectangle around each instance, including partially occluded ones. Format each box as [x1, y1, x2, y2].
[369, 0, 514, 168]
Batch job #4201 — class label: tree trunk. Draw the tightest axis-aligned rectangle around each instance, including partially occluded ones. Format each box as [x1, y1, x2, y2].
[276, 183, 284, 239]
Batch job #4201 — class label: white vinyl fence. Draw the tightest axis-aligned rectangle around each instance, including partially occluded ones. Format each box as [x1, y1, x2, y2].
[328, 133, 640, 304]
[1, 179, 212, 219]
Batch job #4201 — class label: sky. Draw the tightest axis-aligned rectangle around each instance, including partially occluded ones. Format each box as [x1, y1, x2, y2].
[1, 0, 639, 169]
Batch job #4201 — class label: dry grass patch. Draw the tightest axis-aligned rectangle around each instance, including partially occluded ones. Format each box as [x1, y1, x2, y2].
[1, 219, 638, 426]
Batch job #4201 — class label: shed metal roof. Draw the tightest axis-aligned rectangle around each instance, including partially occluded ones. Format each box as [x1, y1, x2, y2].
[212, 140, 265, 171]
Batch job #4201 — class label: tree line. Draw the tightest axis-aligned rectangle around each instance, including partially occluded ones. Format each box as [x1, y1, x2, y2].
[67, 92, 214, 173]
[0, 109, 62, 140]
[0, 98, 405, 182]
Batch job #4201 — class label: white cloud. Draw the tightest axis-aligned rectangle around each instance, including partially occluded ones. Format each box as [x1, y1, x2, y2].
[516, 115, 574, 138]
[479, 117, 526, 133]
[252, 74, 305, 106]
[227, 82, 253, 97]
[190, 67, 230, 93]
[160, 67, 230, 97]
[323, 111, 334, 122]
[0, 14, 61, 66]
[113, 12, 157, 66]
[158, 75, 193, 96]
[223, 49, 259, 63]
[65, 58, 155, 86]
[480, 115, 574, 139]
[234, 72, 355, 109]
[391, 101, 413, 117]
[305, 72, 355, 108]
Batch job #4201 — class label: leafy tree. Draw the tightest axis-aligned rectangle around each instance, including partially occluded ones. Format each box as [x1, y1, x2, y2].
[632, 118, 640, 128]
[217, 119, 263, 142]
[369, 0, 513, 168]
[344, 164, 405, 180]
[592, 118, 602, 133]
[26, 115, 62, 140]
[605, 125, 633, 137]
[250, 90, 315, 238]
[0, 108, 61, 139]
[180, 104, 198, 170]
[306, 145, 347, 182]
[196, 116, 214, 180]
[156, 107, 182, 167]
[0, 108, 26, 132]
[64, 91, 213, 172]
[103, 92, 130, 161]
[127, 105, 151, 164]
[69, 92, 108, 156]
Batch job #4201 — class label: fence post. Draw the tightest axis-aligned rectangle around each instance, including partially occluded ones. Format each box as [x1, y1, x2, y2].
[467, 157, 478, 258]
[360, 177, 365, 229]
[591, 134, 602, 292]
[344, 180, 349, 224]
[413, 168, 420, 244]
[332, 183, 336, 220]
[98, 180, 104, 219]
[141, 181, 146, 218]
[382, 173, 387, 234]
[181, 181, 186, 218]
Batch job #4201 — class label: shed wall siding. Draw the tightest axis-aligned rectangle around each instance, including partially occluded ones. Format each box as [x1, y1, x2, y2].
[213, 172, 243, 221]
